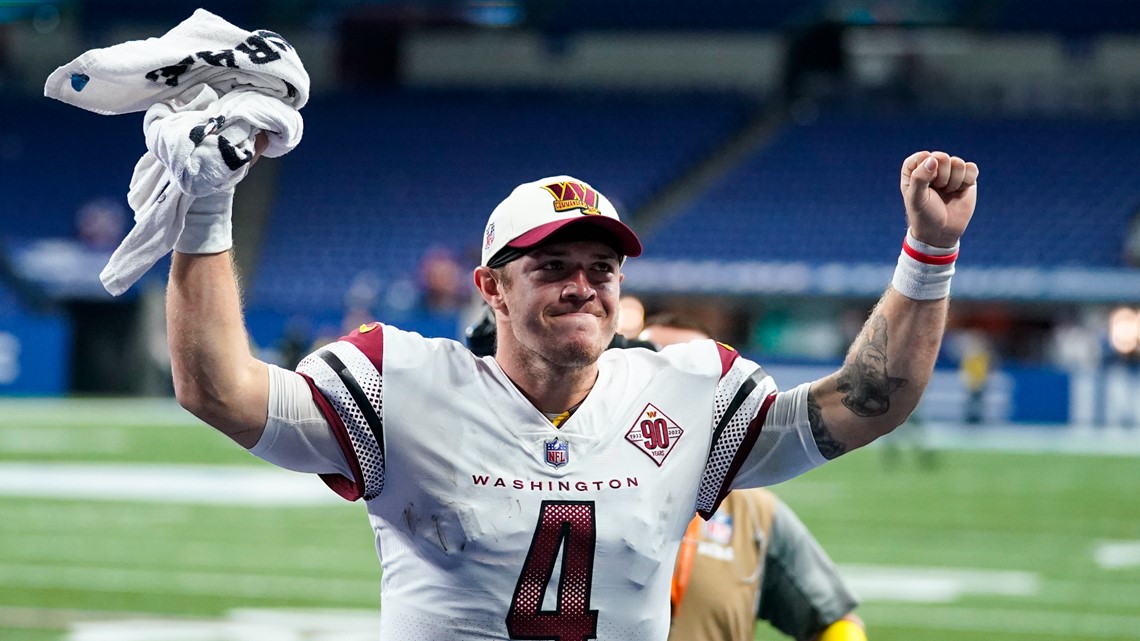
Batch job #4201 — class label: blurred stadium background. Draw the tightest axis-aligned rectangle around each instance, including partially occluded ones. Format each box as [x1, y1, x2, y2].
[1, 0, 1140, 639]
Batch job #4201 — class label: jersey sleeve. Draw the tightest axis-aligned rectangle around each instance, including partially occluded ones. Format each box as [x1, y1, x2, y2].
[757, 500, 860, 640]
[249, 363, 352, 478]
[694, 343, 778, 519]
[730, 381, 828, 491]
[294, 322, 388, 502]
[695, 345, 827, 519]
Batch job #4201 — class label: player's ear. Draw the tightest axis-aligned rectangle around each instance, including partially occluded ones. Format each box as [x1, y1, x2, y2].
[474, 266, 506, 311]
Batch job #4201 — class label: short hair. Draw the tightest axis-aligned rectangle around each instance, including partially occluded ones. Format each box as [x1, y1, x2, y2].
[491, 265, 512, 288]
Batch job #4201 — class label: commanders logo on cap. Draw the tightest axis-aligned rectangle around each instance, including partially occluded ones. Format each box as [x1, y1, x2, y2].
[542, 181, 602, 216]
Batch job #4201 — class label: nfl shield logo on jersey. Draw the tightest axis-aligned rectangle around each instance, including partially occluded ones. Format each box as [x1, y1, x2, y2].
[544, 437, 569, 468]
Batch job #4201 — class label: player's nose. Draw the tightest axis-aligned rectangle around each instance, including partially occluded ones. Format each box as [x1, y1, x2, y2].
[562, 269, 596, 300]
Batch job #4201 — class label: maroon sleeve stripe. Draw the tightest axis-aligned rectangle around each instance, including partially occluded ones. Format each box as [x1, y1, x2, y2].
[698, 392, 776, 520]
[298, 371, 367, 502]
[715, 342, 740, 378]
[343, 323, 385, 373]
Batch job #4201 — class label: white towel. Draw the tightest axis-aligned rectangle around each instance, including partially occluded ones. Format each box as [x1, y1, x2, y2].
[43, 9, 308, 296]
[44, 8, 308, 115]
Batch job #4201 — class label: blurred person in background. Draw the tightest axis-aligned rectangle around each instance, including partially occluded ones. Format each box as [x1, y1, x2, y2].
[878, 408, 937, 471]
[639, 313, 866, 641]
[619, 294, 648, 338]
[418, 245, 466, 313]
[954, 331, 992, 425]
[75, 197, 127, 250]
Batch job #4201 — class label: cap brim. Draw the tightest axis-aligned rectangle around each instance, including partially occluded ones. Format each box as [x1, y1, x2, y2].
[507, 217, 643, 258]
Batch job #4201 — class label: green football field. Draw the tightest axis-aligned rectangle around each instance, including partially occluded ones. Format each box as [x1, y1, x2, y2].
[1, 398, 1138, 641]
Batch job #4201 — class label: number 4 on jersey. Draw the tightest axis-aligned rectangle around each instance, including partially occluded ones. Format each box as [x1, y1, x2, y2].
[506, 500, 599, 641]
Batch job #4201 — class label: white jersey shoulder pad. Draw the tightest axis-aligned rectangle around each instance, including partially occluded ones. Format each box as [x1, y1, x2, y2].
[296, 323, 388, 500]
[297, 323, 477, 501]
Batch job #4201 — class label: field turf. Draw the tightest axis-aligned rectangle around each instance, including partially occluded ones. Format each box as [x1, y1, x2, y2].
[1, 399, 1137, 640]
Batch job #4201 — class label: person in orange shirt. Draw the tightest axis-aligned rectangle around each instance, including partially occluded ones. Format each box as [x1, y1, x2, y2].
[640, 313, 867, 641]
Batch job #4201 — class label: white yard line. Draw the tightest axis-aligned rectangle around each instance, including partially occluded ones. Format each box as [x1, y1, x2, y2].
[920, 422, 1140, 457]
[0, 606, 384, 641]
[838, 564, 1040, 602]
[66, 608, 383, 641]
[0, 462, 340, 506]
[1094, 540, 1140, 569]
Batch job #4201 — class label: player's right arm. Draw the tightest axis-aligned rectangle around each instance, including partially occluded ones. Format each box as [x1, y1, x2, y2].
[168, 250, 365, 497]
[167, 133, 283, 450]
[167, 251, 270, 448]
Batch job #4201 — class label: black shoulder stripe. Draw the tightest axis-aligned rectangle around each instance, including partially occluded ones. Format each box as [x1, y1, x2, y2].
[710, 367, 766, 445]
[318, 350, 385, 459]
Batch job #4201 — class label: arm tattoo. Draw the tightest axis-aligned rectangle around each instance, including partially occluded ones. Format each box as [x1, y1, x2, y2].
[807, 389, 846, 459]
[835, 313, 908, 418]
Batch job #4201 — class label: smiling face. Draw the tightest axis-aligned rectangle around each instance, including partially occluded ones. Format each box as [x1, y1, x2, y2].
[481, 240, 623, 370]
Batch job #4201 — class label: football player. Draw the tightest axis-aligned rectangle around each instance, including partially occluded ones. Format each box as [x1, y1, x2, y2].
[166, 150, 977, 640]
[468, 310, 867, 641]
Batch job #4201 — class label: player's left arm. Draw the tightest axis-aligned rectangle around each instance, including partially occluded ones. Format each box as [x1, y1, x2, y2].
[806, 151, 978, 458]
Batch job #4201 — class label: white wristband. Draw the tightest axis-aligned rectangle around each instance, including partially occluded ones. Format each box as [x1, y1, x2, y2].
[891, 229, 958, 300]
[175, 189, 234, 254]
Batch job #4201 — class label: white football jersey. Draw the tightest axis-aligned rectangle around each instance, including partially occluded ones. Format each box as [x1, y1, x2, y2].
[292, 322, 824, 641]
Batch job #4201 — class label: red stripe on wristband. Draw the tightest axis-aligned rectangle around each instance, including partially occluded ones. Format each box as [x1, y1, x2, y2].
[902, 239, 958, 265]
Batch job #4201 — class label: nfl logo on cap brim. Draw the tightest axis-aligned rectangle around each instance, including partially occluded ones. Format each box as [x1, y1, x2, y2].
[545, 438, 569, 468]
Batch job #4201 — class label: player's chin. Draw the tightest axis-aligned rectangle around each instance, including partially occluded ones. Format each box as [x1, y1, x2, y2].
[549, 334, 608, 368]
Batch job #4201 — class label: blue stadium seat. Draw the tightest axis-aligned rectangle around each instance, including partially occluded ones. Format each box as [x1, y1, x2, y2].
[251, 89, 756, 313]
[0, 279, 17, 316]
[0, 96, 141, 242]
[643, 108, 1140, 269]
[982, 0, 1140, 35]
